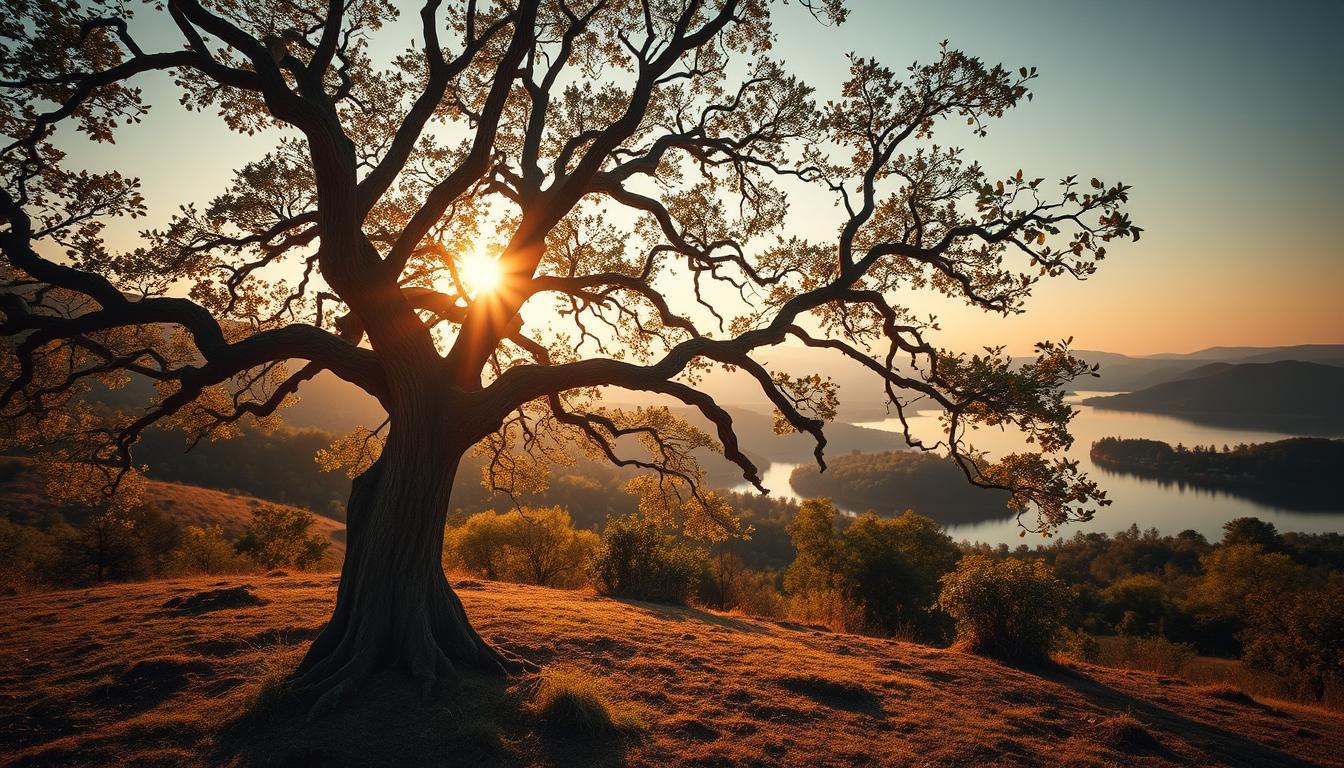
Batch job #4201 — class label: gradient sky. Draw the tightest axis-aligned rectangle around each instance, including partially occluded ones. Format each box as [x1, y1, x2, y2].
[61, 0, 1343, 356]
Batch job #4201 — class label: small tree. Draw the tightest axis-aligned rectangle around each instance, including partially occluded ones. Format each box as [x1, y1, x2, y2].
[785, 502, 958, 638]
[167, 524, 250, 575]
[445, 506, 596, 587]
[0, 518, 58, 592]
[589, 515, 705, 605]
[937, 554, 1071, 663]
[1221, 517, 1282, 551]
[57, 510, 151, 584]
[235, 505, 329, 571]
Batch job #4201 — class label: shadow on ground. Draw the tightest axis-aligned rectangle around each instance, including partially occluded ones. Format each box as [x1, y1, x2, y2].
[215, 671, 635, 768]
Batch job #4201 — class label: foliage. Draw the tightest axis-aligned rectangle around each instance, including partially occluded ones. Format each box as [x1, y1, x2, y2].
[46, 503, 182, 585]
[1099, 635, 1197, 676]
[789, 451, 1011, 526]
[444, 506, 597, 588]
[166, 524, 252, 576]
[1241, 574, 1344, 701]
[234, 505, 329, 571]
[698, 552, 786, 619]
[588, 515, 706, 605]
[0, 517, 58, 593]
[1055, 627, 1101, 663]
[785, 501, 959, 639]
[937, 554, 1072, 662]
[1090, 437, 1344, 509]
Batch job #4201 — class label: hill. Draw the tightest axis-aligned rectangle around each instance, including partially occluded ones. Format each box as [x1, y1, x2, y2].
[1, 575, 1339, 768]
[0, 457, 346, 555]
[1082, 361, 1344, 433]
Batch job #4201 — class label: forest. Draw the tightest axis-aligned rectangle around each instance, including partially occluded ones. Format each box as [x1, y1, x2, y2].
[1090, 436, 1343, 509]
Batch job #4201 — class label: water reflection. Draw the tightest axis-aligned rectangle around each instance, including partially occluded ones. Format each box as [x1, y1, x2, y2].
[731, 392, 1344, 546]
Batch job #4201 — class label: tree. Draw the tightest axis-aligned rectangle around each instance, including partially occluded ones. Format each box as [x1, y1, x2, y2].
[1220, 517, 1281, 551]
[1242, 574, 1344, 702]
[445, 506, 596, 586]
[937, 554, 1072, 663]
[0, 1, 1138, 707]
[588, 513, 706, 604]
[785, 504, 959, 638]
[235, 504, 330, 570]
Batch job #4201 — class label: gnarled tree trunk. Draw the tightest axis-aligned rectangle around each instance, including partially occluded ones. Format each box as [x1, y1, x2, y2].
[289, 392, 518, 712]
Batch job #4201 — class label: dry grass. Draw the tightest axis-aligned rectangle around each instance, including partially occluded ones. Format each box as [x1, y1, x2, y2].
[1, 575, 1341, 767]
[525, 665, 648, 735]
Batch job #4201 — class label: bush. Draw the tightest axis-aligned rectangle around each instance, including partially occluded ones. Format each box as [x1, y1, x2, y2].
[1099, 635, 1196, 675]
[1056, 627, 1101, 663]
[588, 514, 705, 604]
[444, 506, 597, 588]
[235, 505, 329, 570]
[937, 554, 1072, 662]
[525, 666, 647, 735]
[0, 519, 58, 593]
[699, 552, 786, 618]
[166, 524, 252, 575]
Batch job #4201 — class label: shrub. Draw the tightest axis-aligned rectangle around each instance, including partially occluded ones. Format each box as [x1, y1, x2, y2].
[699, 552, 786, 618]
[166, 524, 252, 575]
[1056, 627, 1101, 663]
[937, 554, 1072, 662]
[0, 519, 58, 593]
[444, 506, 597, 588]
[235, 505, 329, 570]
[1100, 635, 1196, 675]
[525, 666, 647, 735]
[54, 510, 153, 584]
[588, 514, 705, 604]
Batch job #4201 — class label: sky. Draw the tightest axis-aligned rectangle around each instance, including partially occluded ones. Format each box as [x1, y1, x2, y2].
[56, 0, 1344, 357]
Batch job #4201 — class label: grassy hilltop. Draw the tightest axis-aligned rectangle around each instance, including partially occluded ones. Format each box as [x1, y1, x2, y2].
[2, 575, 1340, 768]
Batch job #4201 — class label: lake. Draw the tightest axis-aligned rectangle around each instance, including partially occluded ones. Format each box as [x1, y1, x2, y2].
[732, 392, 1344, 546]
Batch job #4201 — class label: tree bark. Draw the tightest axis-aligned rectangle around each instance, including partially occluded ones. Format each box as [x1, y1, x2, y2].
[289, 398, 522, 713]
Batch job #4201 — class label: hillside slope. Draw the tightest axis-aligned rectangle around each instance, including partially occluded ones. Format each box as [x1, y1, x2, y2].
[1083, 360, 1344, 432]
[2, 576, 1339, 767]
[0, 457, 346, 555]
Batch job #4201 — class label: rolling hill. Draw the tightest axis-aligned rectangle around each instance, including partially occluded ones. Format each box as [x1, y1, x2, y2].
[0, 457, 346, 555]
[2, 575, 1340, 767]
[1082, 361, 1344, 433]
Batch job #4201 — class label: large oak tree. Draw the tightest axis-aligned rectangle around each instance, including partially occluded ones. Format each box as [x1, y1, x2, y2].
[0, 0, 1139, 709]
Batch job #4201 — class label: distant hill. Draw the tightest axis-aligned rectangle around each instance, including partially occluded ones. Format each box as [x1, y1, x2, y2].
[1083, 361, 1344, 433]
[1146, 344, 1344, 364]
[1072, 344, 1344, 393]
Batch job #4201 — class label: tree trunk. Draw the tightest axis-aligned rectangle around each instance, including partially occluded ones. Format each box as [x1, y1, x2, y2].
[289, 402, 523, 713]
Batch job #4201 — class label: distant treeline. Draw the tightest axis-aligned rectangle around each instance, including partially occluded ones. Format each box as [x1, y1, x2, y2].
[1090, 437, 1344, 510]
[789, 450, 1012, 524]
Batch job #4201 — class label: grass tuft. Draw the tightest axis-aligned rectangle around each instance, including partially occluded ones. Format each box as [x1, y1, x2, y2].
[1092, 712, 1162, 751]
[524, 665, 647, 736]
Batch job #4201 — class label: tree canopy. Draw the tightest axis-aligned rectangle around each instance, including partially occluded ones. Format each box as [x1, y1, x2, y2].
[1, 0, 1141, 702]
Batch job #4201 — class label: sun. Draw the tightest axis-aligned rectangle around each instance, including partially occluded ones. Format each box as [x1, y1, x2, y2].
[458, 248, 502, 297]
